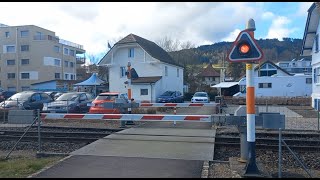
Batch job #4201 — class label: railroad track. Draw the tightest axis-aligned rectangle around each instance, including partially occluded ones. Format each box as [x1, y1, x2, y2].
[215, 136, 320, 151]
[0, 128, 123, 143]
[217, 132, 320, 139]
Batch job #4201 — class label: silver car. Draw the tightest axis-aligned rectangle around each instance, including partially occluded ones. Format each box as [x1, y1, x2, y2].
[191, 92, 210, 103]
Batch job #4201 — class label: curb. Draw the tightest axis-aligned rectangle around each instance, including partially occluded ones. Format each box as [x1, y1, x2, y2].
[201, 161, 209, 178]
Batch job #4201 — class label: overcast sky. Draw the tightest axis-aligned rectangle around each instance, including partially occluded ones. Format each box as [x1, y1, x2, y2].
[0, 2, 313, 63]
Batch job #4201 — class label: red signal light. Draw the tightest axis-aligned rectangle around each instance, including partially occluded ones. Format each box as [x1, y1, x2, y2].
[239, 43, 250, 54]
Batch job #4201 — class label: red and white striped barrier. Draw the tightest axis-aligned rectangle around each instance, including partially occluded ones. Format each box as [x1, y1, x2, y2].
[139, 103, 216, 107]
[41, 113, 212, 122]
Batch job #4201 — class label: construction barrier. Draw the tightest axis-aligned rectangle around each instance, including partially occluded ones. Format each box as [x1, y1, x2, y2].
[40, 113, 212, 122]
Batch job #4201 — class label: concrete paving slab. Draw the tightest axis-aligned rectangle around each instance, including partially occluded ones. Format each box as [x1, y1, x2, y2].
[104, 133, 215, 143]
[33, 155, 204, 178]
[116, 127, 216, 137]
[71, 138, 214, 161]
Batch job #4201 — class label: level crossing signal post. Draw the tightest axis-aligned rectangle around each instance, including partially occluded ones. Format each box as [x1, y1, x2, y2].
[125, 61, 134, 125]
[226, 18, 264, 177]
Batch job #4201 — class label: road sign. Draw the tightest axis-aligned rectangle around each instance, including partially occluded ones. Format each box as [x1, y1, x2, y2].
[227, 30, 263, 62]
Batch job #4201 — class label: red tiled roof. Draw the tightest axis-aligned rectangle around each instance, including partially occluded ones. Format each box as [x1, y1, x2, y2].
[198, 64, 220, 77]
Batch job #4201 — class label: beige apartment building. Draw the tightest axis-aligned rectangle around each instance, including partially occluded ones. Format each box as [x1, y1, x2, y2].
[0, 24, 85, 92]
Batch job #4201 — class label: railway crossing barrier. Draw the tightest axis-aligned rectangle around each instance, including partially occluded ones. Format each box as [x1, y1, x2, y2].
[40, 113, 212, 122]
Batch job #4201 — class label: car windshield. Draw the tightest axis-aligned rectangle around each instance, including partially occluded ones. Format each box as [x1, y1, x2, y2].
[56, 93, 79, 101]
[95, 94, 118, 101]
[194, 92, 207, 97]
[7, 93, 31, 101]
[161, 91, 174, 96]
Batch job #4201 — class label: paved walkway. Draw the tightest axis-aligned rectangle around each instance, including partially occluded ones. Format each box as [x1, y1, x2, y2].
[32, 122, 216, 178]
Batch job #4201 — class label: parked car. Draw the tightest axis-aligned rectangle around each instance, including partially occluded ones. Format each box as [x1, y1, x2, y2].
[89, 92, 129, 114]
[0, 91, 53, 110]
[44, 91, 61, 100]
[191, 92, 210, 103]
[42, 92, 94, 113]
[156, 91, 184, 103]
[0, 91, 17, 102]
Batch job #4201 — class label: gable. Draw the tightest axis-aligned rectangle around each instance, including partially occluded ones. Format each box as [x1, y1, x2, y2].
[98, 34, 183, 68]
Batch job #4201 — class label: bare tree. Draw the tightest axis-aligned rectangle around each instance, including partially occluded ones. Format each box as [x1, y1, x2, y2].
[155, 36, 181, 52]
[180, 41, 195, 50]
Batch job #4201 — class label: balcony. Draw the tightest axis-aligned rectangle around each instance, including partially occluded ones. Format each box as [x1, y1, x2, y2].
[59, 39, 84, 50]
[33, 35, 59, 42]
[76, 57, 86, 64]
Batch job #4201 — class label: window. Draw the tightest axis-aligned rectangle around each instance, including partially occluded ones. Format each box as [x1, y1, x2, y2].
[21, 59, 29, 65]
[128, 48, 134, 58]
[54, 45, 60, 53]
[7, 59, 15, 65]
[120, 66, 126, 77]
[21, 86, 30, 91]
[177, 68, 179, 77]
[5, 31, 9, 38]
[21, 73, 30, 79]
[70, 74, 74, 80]
[6, 45, 15, 53]
[7, 73, 15, 79]
[41, 93, 51, 101]
[64, 48, 69, 55]
[8, 87, 16, 92]
[165, 66, 168, 76]
[258, 83, 272, 88]
[70, 62, 74, 68]
[258, 63, 277, 77]
[54, 59, 61, 66]
[69, 49, 75, 56]
[21, 45, 29, 51]
[65, 74, 69, 80]
[31, 94, 41, 101]
[315, 67, 320, 83]
[315, 34, 319, 53]
[55, 73, 60, 79]
[20, 30, 29, 37]
[141, 89, 148, 95]
[64, 60, 69, 67]
[306, 78, 312, 84]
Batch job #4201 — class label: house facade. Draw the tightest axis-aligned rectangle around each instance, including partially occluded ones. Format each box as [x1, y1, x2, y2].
[0, 24, 86, 92]
[198, 63, 220, 86]
[98, 34, 184, 102]
[232, 61, 312, 97]
[275, 58, 312, 75]
[301, 2, 320, 109]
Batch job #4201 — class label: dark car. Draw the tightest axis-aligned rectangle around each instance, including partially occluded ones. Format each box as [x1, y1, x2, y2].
[42, 92, 94, 113]
[156, 91, 184, 103]
[0, 91, 17, 102]
[44, 91, 61, 100]
[0, 91, 53, 110]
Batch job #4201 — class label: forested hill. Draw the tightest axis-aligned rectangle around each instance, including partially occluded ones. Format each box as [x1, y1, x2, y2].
[169, 38, 305, 66]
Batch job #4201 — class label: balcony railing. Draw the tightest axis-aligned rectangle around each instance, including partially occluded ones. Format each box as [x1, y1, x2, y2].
[33, 35, 59, 42]
[59, 39, 84, 50]
[76, 57, 85, 64]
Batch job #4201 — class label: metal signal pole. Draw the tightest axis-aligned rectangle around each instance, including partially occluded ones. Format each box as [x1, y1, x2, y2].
[243, 19, 260, 177]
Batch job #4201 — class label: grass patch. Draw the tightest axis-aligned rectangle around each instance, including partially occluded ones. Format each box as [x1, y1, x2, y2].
[0, 156, 62, 178]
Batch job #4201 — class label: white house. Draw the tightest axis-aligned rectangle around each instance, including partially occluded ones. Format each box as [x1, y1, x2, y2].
[301, 2, 320, 109]
[98, 34, 184, 102]
[275, 58, 312, 75]
[216, 61, 312, 97]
